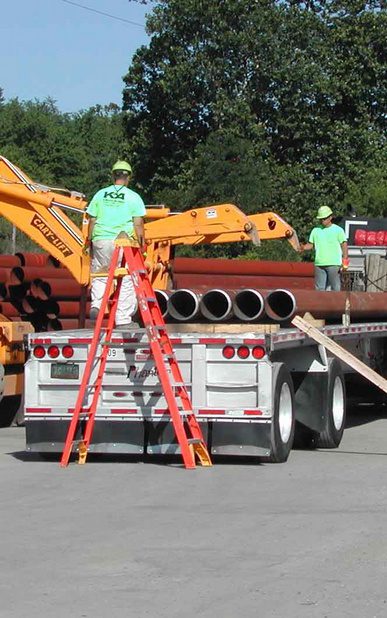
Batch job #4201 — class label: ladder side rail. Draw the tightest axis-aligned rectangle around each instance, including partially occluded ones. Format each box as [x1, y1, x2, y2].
[130, 253, 207, 443]
[146, 329, 196, 469]
[82, 262, 123, 446]
[136, 258, 208, 444]
[123, 245, 198, 468]
[60, 247, 122, 467]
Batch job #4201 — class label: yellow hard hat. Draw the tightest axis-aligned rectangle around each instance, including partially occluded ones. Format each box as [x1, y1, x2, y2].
[316, 206, 333, 219]
[112, 160, 132, 173]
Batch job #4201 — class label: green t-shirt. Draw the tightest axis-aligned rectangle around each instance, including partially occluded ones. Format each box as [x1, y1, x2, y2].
[86, 184, 146, 240]
[309, 224, 347, 266]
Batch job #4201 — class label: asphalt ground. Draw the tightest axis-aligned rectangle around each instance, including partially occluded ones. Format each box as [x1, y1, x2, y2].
[1, 407, 387, 618]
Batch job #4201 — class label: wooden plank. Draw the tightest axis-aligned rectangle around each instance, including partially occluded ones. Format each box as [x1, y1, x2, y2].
[292, 315, 387, 394]
[366, 254, 381, 292]
[166, 322, 280, 334]
[301, 312, 326, 327]
[378, 257, 387, 292]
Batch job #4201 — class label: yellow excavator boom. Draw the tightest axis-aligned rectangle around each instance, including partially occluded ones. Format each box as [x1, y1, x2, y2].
[0, 156, 299, 289]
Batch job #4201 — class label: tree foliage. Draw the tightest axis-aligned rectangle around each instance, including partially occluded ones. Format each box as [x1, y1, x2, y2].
[0, 0, 385, 258]
[123, 0, 386, 242]
[0, 97, 127, 252]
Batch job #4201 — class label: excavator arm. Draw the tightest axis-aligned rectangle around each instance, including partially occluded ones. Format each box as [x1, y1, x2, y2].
[0, 156, 299, 290]
[143, 204, 299, 288]
[0, 156, 90, 284]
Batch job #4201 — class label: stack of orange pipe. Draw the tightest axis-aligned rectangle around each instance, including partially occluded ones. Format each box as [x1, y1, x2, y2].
[0, 252, 319, 330]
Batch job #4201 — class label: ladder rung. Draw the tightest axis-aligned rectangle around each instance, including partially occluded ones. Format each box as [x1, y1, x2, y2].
[187, 438, 202, 445]
[148, 325, 166, 332]
[90, 268, 128, 278]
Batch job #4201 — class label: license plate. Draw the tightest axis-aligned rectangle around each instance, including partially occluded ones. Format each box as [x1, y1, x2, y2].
[51, 363, 79, 380]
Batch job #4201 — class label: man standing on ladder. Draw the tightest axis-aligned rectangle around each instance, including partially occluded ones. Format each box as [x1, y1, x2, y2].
[85, 160, 146, 328]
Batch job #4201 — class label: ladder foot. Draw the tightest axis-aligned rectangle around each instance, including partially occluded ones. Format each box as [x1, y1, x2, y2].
[78, 441, 88, 465]
[188, 442, 212, 467]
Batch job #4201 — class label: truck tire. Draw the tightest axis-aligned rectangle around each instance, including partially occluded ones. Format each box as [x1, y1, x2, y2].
[0, 395, 22, 427]
[264, 363, 295, 463]
[317, 358, 346, 449]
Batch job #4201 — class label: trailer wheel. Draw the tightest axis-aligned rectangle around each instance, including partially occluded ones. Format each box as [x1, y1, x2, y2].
[317, 358, 346, 449]
[0, 395, 22, 427]
[264, 363, 295, 463]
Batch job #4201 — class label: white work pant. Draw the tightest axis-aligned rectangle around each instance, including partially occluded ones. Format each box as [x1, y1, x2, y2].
[91, 240, 137, 326]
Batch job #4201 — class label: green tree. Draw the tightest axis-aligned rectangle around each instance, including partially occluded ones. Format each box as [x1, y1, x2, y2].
[0, 98, 127, 252]
[123, 0, 386, 237]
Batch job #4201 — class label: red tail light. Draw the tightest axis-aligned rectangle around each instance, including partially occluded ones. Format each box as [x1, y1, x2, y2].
[48, 345, 60, 359]
[237, 346, 250, 359]
[252, 346, 265, 359]
[222, 345, 235, 359]
[33, 346, 46, 359]
[62, 345, 74, 359]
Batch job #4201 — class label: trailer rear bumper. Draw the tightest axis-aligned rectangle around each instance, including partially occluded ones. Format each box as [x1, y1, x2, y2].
[25, 417, 272, 457]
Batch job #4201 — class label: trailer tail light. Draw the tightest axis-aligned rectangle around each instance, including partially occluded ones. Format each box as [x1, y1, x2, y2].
[252, 346, 265, 359]
[222, 345, 235, 359]
[48, 345, 60, 359]
[33, 346, 46, 359]
[62, 345, 74, 359]
[237, 346, 250, 359]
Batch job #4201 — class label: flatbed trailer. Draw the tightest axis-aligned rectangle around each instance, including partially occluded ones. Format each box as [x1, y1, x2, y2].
[24, 322, 387, 463]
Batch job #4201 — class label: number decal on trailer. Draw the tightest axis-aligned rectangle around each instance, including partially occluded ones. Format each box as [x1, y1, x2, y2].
[108, 349, 117, 357]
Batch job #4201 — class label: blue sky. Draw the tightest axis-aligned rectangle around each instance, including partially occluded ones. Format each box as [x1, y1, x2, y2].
[1, 0, 150, 112]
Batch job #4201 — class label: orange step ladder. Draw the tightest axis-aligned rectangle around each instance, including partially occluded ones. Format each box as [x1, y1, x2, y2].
[60, 237, 212, 469]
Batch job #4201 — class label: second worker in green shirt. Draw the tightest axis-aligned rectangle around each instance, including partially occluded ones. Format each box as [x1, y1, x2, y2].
[299, 206, 349, 291]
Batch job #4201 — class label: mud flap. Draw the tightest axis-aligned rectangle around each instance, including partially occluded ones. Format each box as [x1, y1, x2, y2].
[211, 421, 271, 456]
[25, 420, 145, 454]
[145, 419, 209, 455]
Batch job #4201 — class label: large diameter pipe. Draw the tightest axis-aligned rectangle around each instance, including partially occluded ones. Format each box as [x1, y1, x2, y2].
[0, 267, 24, 284]
[56, 301, 90, 318]
[168, 289, 201, 321]
[200, 289, 234, 322]
[173, 257, 313, 277]
[16, 252, 60, 268]
[7, 283, 28, 301]
[233, 289, 266, 322]
[265, 288, 387, 322]
[0, 301, 23, 318]
[35, 300, 60, 319]
[0, 256, 22, 268]
[155, 290, 171, 319]
[173, 273, 314, 290]
[22, 267, 74, 281]
[32, 278, 85, 299]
